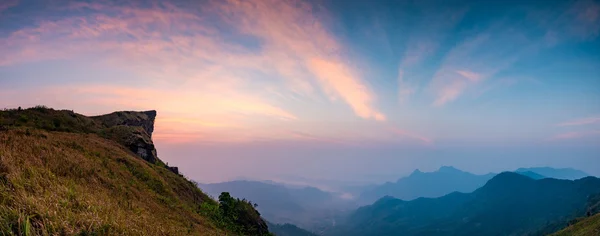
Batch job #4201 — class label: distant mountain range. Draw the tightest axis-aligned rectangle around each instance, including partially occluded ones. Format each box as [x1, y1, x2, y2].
[358, 166, 495, 203]
[198, 166, 594, 235]
[515, 167, 589, 180]
[329, 172, 600, 236]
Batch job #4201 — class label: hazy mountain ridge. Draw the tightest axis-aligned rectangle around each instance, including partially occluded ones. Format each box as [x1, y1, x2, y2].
[331, 172, 600, 236]
[516, 167, 590, 180]
[358, 166, 495, 204]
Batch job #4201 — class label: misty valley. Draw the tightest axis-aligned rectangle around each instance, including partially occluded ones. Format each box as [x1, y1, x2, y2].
[200, 166, 600, 236]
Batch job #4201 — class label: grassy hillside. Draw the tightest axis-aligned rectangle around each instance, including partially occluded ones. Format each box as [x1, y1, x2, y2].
[552, 213, 600, 236]
[0, 107, 270, 235]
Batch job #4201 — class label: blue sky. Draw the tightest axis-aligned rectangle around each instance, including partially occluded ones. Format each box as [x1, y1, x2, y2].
[1, 0, 599, 184]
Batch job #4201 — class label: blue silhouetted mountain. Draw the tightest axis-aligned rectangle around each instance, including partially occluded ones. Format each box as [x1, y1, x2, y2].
[515, 167, 590, 180]
[515, 170, 546, 180]
[358, 166, 495, 203]
[329, 172, 600, 236]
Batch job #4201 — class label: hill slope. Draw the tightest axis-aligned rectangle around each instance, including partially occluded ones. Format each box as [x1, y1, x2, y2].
[358, 166, 495, 203]
[0, 107, 270, 235]
[333, 172, 600, 236]
[552, 213, 600, 236]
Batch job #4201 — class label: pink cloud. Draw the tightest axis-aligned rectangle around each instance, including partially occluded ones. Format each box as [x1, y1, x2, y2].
[391, 128, 433, 145]
[0, 0, 386, 122]
[429, 21, 538, 106]
[556, 116, 600, 126]
[548, 130, 600, 141]
[431, 75, 469, 107]
[456, 70, 483, 82]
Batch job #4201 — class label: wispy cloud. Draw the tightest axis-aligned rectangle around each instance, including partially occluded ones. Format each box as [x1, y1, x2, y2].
[455, 70, 483, 82]
[534, 0, 600, 44]
[397, 69, 416, 103]
[429, 23, 537, 106]
[391, 128, 433, 145]
[0, 0, 385, 122]
[308, 58, 385, 121]
[217, 0, 386, 121]
[396, 8, 466, 104]
[556, 116, 600, 126]
[548, 130, 600, 141]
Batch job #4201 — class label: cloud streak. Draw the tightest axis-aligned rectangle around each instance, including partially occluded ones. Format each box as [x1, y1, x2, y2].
[556, 116, 600, 126]
[391, 128, 433, 145]
[548, 130, 600, 141]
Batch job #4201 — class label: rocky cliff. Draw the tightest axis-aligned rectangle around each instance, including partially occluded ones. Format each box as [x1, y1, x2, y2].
[92, 110, 157, 137]
[92, 110, 160, 164]
[0, 107, 163, 166]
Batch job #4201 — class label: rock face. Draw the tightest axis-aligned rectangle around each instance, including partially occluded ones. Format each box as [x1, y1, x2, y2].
[168, 166, 180, 175]
[93, 110, 160, 164]
[93, 110, 157, 137]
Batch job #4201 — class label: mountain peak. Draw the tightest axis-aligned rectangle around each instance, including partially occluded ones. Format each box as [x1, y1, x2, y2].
[438, 166, 462, 173]
[409, 169, 423, 176]
[479, 171, 535, 193]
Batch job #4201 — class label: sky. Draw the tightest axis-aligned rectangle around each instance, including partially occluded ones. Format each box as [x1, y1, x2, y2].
[1, 0, 599, 185]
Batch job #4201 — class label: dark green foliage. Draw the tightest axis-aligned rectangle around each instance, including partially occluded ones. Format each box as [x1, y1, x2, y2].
[267, 222, 318, 236]
[216, 192, 271, 236]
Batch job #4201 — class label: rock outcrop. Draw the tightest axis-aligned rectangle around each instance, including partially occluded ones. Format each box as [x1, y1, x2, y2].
[92, 110, 160, 164]
[92, 110, 157, 137]
[0, 107, 178, 171]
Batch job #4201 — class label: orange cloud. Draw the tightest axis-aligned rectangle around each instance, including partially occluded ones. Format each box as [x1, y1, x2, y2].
[218, 0, 386, 121]
[308, 58, 385, 121]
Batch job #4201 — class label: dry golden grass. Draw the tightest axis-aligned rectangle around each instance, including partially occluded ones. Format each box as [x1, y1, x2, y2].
[0, 128, 227, 235]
